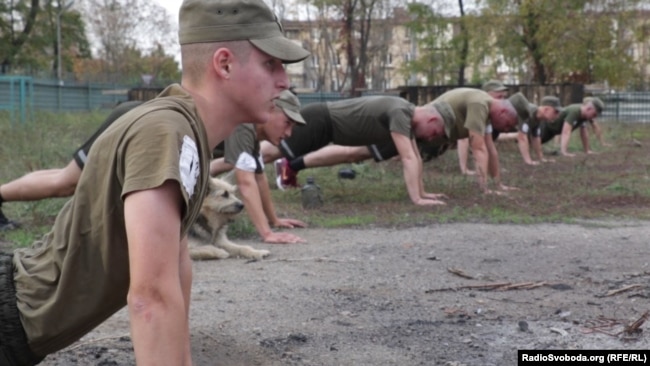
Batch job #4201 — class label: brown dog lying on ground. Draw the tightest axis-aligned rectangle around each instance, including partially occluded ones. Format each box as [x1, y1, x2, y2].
[189, 177, 270, 261]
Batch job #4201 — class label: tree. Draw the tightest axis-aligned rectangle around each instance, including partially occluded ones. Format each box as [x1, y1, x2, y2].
[80, 0, 177, 79]
[456, 0, 468, 85]
[0, 0, 41, 72]
[403, 2, 459, 85]
[473, 0, 642, 86]
[300, 0, 392, 95]
[0, 0, 90, 76]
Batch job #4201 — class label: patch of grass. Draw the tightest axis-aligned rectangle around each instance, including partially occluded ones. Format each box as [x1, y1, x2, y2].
[1, 114, 650, 249]
[225, 218, 258, 239]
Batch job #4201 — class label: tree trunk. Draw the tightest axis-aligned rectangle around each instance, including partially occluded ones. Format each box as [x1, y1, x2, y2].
[457, 0, 468, 86]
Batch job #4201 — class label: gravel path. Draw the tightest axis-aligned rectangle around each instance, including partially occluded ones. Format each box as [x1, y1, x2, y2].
[41, 221, 650, 365]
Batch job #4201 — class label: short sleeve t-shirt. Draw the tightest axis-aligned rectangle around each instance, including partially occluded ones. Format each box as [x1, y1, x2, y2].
[12, 84, 212, 357]
[326, 96, 415, 146]
[436, 88, 492, 141]
[224, 123, 264, 174]
[523, 105, 544, 137]
[545, 104, 585, 135]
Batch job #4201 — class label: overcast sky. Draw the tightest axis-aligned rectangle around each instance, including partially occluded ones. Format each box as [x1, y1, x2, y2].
[156, 0, 182, 23]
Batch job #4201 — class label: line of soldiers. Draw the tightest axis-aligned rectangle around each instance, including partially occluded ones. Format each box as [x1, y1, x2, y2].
[0, 82, 606, 245]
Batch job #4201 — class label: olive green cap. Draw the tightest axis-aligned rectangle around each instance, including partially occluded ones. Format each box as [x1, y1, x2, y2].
[274, 90, 305, 124]
[178, 0, 310, 63]
[508, 92, 532, 122]
[583, 96, 605, 114]
[482, 80, 508, 92]
[540, 96, 562, 112]
[431, 100, 456, 138]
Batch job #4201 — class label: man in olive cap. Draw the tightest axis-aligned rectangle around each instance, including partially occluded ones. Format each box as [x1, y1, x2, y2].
[0, 0, 308, 364]
[583, 96, 612, 148]
[434, 87, 519, 194]
[508, 93, 563, 164]
[482, 79, 509, 99]
[457, 79, 510, 175]
[540, 96, 605, 157]
[261, 97, 456, 206]
[210, 90, 309, 244]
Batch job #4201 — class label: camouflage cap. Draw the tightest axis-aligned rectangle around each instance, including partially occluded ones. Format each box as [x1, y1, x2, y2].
[482, 80, 508, 92]
[178, 0, 310, 63]
[583, 96, 605, 114]
[274, 90, 305, 124]
[508, 92, 532, 122]
[540, 96, 563, 112]
[431, 100, 456, 138]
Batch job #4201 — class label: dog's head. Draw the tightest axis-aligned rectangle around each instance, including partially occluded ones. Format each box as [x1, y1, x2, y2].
[201, 177, 244, 218]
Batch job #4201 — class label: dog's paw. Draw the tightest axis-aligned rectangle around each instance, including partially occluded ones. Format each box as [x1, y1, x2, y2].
[190, 246, 230, 260]
[251, 249, 271, 260]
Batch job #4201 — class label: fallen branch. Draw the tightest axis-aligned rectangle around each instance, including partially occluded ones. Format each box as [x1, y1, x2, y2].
[447, 267, 475, 279]
[622, 310, 649, 336]
[601, 284, 644, 297]
[581, 316, 623, 336]
[425, 281, 548, 293]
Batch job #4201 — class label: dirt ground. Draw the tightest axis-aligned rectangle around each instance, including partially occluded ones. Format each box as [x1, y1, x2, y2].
[37, 221, 650, 366]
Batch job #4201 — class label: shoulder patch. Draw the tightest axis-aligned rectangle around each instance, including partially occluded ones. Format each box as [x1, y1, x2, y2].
[179, 135, 200, 198]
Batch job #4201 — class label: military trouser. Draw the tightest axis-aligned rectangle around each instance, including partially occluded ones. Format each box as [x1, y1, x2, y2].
[0, 253, 43, 366]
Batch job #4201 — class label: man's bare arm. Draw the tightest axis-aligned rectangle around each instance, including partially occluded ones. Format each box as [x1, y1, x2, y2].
[392, 132, 444, 205]
[235, 169, 304, 244]
[125, 179, 191, 366]
[516, 131, 538, 165]
[560, 122, 575, 157]
[255, 172, 306, 229]
[468, 131, 490, 193]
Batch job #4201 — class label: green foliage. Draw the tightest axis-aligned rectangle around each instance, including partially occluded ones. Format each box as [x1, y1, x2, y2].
[0, 0, 90, 74]
[404, 3, 462, 84]
[470, 0, 642, 85]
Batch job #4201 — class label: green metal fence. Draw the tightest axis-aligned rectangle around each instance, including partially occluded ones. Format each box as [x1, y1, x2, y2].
[2, 77, 650, 123]
[0, 76, 34, 125]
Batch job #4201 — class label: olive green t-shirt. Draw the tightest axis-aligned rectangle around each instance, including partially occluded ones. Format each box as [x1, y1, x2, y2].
[12, 84, 212, 357]
[515, 103, 542, 136]
[435, 88, 492, 141]
[327, 96, 414, 146]
[545, 104, 585, 135]
[224, 123, 264, 174]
